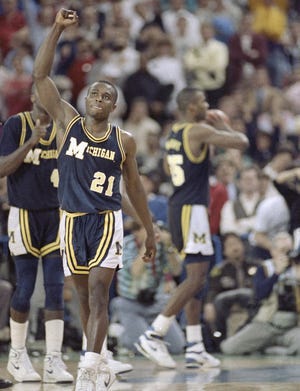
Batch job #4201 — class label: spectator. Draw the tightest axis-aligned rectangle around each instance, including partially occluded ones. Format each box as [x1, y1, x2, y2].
[184, 21, 229, 108]
[226, 12, 268, 92]
[110, 221, 184, 354]
[221, 231, 300, 356]
[0, 0, 26, 58]
[220, 165, 262, 239]
[123, 97, 161, 155]
[204, 232, 257, 349]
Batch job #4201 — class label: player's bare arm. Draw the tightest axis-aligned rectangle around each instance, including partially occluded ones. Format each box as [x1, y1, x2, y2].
[33, 9, 79, 144]
[189, 120, 249, 151]
[121, 131, 156, 263]
[0, 119, 47, 177]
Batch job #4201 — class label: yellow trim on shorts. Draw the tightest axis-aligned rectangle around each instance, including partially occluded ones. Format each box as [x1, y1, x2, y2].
[65, 215, 89, 275]
[40, 231, 60, 257]
[20, 209, 40, 257]
[181, 204, 191, 256]
[89, 211, 114, 268]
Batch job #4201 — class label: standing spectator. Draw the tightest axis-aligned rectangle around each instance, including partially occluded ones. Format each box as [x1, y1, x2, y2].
[0, 88, 73, 383]
[226, 12, 268, 92]
[135, 87, 249, 369]
[0, 0, 26, 58]
[184, 22, 229, 108]
[33, 8, 156, 391]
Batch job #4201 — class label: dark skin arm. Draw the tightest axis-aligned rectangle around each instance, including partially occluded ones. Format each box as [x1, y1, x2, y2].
[0, 119, 46, 177]
[33, 8, 78, 148]
[121, 130, 156, 263]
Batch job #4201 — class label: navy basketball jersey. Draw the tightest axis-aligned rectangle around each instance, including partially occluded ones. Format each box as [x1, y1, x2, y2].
[57, 116, 125, 213]
[165, 122, 210, 206]
[0, 112, 59, 210]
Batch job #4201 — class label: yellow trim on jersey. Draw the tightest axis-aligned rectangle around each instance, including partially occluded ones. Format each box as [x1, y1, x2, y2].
[65, 215, 89, 275]
[181, 204, 191, 254]
[182, 124, 208, 163]
[19, 113, 27, 146]
[89, 211, 114, 268]
[24, 112, 56, 146]
[82, 119, 112, 143]
[116, 126, 126, 169]
[19, 209, 40, 257]
[57, 115, 81, 156]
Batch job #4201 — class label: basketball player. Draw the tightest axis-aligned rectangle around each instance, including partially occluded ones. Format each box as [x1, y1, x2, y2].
[135, 88, 249, 369]
[0, 88, 73, 383]
[33, 8, 156, 391]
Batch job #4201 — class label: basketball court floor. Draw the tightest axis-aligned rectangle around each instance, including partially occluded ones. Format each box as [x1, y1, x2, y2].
[1, 349, 300, 390]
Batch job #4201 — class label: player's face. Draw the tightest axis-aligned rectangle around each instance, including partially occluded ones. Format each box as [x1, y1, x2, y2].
[85, 83, 116, 120]
[194, 92, 209, 121]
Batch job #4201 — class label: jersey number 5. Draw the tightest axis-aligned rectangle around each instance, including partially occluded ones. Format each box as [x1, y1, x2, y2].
[167, 154, 185, 186]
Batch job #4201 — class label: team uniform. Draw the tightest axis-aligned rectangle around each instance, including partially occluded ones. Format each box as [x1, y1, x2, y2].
[0, 112, 60, 258]
[165, 122, 214, 260]
[0, 112, 73, 384]
[58, 115, 125, 276]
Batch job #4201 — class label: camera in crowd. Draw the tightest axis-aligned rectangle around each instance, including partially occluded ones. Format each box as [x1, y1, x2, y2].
[288, 248, 300, 265]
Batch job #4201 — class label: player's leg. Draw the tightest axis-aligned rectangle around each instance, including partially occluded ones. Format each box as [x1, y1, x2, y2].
[42, 252, 73, 383]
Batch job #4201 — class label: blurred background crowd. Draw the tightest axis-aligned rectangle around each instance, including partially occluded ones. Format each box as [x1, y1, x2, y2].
[1, 0, 300, 358]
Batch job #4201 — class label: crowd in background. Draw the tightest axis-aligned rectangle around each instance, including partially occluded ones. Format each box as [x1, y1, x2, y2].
[1, 0, 300, 356]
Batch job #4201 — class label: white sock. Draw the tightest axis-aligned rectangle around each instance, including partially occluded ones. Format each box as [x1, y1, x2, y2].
[45, 319, 64, 354]
[152, 314, 175, 336]
[81, 352, 100, 369]
[10, 318, 28, 350]
[186, 324, 203, 344]
[100, 336, 108, 355]
[82, 333, 87, 352]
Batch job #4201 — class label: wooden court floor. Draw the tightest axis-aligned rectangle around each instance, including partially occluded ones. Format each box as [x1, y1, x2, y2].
[1, 349, 300, 391]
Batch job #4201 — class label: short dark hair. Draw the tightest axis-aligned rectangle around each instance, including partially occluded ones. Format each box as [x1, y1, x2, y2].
[176, 87, 204, 112]
[87, 80, 118, 103]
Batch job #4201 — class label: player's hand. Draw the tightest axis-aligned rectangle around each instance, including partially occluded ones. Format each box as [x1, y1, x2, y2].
[55, 9, 78, 28]
[30, 119, 47, 145]
[142, 234, 156, 264]
[206, 109, 230, 129]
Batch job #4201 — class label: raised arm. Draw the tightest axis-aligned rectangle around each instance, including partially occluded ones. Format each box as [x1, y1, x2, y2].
[190, 112, 249, 151]
[33, 9, 79, 145]
[121, 131, 156, 263]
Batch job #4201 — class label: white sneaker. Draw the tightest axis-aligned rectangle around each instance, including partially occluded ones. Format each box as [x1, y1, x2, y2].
[134, 330, 176, 369]
[75, 367, 97, 391]
[7, 347, 41, 382]
[105, 350, 133, 375]
[96, 360, 116, 390]
[43, 352, 74, 383]
[185, 342, 221, 368]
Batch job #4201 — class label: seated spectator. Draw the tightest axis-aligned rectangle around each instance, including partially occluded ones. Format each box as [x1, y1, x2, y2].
[110, 221, 185, 354]
[203, 233, 257, 350]
[0, 278, 12, 344]
[221, 231, 300, 356]
[220, 165, 262, 240]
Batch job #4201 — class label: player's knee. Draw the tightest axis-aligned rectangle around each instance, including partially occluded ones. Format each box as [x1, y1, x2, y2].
[11, 283, 35, 312]
[44, 283, 64, 311]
